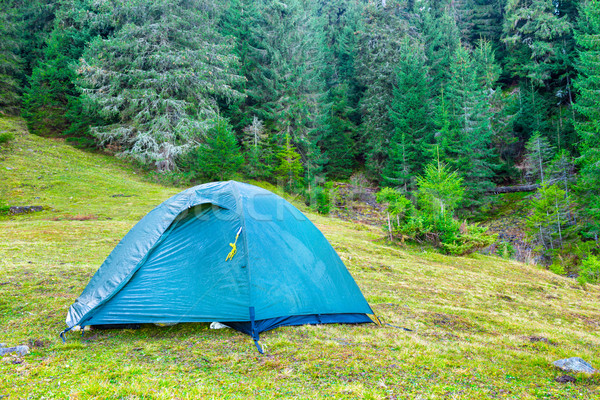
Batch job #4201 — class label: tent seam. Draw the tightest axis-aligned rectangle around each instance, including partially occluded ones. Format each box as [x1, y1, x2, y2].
[229, 181, 253, 318]
[76, 217, 184, 326]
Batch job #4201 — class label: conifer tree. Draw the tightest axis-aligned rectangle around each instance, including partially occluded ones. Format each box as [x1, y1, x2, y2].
[276, 133, 304, 192]
[547, 149, 575, 224]
[574, 0, 600, 241]
[77, 0, 244, 171]
[22, 0, 111, 141]
[320, 84, 356, 179]
[0, 7, 22, 115]
[512, 84, 552, 145]
[431, 88, 461, 165]
[356, 0, 410, 178]
[244, 0, 324, 154]
[524, 132, 555, 184]
[444, 43, 498, 205]
[242, 116, 273, 180]
[23, 27, 90, 137]
[526, 182, 569, 257]
[384, 37, 432, 190]
[454, 0, 507, 48]
[503, 0, 574, 86]
[216, 0, 256, 131]
[416, 159, 464, 220]
[420, 4, 460, 97]
[314, 0, 362, 179]
[190, 117, 243, 182]
[502, 0, 577, 155]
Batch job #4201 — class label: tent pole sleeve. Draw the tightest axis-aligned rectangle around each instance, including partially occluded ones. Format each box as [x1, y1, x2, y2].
[249, 306, 263, 354]
[249, 306, 256, 338]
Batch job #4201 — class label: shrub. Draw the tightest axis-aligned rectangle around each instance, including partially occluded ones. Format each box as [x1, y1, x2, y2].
[442, 224, 497, 256]
[376, 186, 496, 255]
[314, 186, 330, 215]
[0, 131, 14, 147]
[549, 260, 566, 276]
[304, 184, 331, 215]
[0, 199, 10, 216]
[578, 255, 600, 285]
[500, 242, 515, 259]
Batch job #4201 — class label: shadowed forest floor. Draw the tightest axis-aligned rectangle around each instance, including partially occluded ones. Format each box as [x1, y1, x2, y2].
[1, 117, 599, 398]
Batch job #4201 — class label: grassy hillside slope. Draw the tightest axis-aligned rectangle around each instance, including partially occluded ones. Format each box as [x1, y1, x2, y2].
[1, 118, 599, 399]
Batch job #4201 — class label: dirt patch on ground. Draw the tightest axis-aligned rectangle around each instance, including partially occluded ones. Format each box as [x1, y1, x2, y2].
[330, 183, 385, 226]
[424, 312, 481, 332]
[570, 312, 600, 329]
[50, 214, 99, 221]
[28, 338, 49, 348]
[523, 335, 558, 346]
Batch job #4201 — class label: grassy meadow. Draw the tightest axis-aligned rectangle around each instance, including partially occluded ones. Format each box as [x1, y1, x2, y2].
[1, 117, 599, 399]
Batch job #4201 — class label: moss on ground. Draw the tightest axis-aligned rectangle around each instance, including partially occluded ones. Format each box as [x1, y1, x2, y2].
[1, 118, 599, 399]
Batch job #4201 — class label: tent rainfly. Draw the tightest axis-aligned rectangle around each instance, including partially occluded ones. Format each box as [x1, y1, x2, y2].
[62, 181, 374, 352]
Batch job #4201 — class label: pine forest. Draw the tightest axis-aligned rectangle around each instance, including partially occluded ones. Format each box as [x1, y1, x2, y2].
[1, 0, 600, 280]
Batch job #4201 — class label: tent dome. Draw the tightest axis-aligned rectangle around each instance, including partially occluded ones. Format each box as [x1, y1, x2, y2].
[64, 181, 373, 349]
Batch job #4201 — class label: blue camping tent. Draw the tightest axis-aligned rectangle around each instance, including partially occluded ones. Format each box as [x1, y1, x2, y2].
[63, 181, 373, 351]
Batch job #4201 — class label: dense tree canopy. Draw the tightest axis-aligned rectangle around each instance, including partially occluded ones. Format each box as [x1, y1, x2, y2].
[1, 0, 597, 250]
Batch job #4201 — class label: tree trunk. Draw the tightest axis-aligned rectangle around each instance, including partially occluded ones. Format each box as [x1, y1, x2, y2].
[486, 184, 540, 194]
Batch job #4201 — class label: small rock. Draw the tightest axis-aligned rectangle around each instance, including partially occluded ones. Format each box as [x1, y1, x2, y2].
[9, 206, 43, 215]
[0, 345, 30, 356]
[553, 357, 597, 374]
[555, 375, 576, 383]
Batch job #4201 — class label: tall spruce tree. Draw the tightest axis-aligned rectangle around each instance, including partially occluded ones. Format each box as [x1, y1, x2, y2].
[216, 0, 256, 132]
[524, 132, 555, 184]
[503, 0, 574, 85]
[314, 0, 362, 179]
[276, 133, 304, 192]
[244, 0, 325, 181]
[320, 84, 356, 179]
[419, 3, 460, 97]
[503, 0, 578, 156]
[22, 0, 113, 141]
[453, 0, 507, 48]
[23, 27, 90, 137]
[242, 116, 273, 180]
[189, 117, 243, 181]
[444, 43, 499, 205]
[77, 0, 244, 171]
[356, 0, 410, 179]
[384, 37, 432, 190]
[574, 0, 600, 241]
[0, 6, 23, 115]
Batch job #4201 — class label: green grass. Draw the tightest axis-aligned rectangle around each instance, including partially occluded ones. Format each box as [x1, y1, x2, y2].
[0, 116, 20, 148]
[1, 117, 599, 399]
